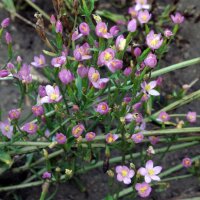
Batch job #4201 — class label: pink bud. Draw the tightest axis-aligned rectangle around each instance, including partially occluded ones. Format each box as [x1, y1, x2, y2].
[50, 15, 56, 24]
[56, 20, 63, 33]
[133, 47, 142, 57]
[0, 69, 9, 78]
[127, 19, 137, 32]
[1, 18, 10, 28]
[5, 32, 12, 44]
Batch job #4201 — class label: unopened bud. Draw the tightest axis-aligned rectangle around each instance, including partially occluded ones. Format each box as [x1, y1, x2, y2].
[48, 141, 58, 149]
[65, 169, 73, 178]
[107, 170, 114, 177]
[130, 163, 136, 170]
[147, 146, 155, 156]
[43, 149, 48, 159]
[120, 117, 125, 124]
[92, 14, 102, 23]
[55, 167, 61, 172]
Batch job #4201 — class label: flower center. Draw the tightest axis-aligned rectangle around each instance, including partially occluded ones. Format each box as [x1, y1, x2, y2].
[121, 170, 128, 177]
[140, 186, 148, 193]
[145, 84, 151, 92]
[142, 15, 147, 21]
[101, 104, 107, 111]
[39, 58, 44, 65]
[150, 35, 159, 46]
[104, 52, 112, 61]
[74, 127, 81, 134]
[28, 123, 35, 131]
[91, 73, 99, 82]
[107, 135, 114, 143]
[148, 169, 155, 176]
[50, 93, 58, 101]
[5, 125, 10, 132]
[100, 27, 107, 34]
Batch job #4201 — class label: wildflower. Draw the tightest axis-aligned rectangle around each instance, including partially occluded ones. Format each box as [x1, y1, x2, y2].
[42, 172, 51, 179]
[106, 133, 119, 144]
[72, 124, 85, 138]
[0, 69, 10, 78]
[22, 122, 38, 135]
[138, 160, 162, 183]
[1, 18, 10, 28]
[32, 105, 44, 116]
[79, 22, 90, 35]
[135, 182, 152, 198]
[97, 48, 115, 67]
[74, 43, 92, 61]
[96, 102, 109, 115]
[72, 29, 83, 41]
[0, 120, 13, 139]
[77, 65, 88, 78]
[171, 12, 184, 24]
[58, 69, 74, 85]
[128, 6, 138, 18]
[116, 35, 126, 51]
[88, 67, 109, 89]
[123, 67, 132, 76]
[31, 54, 46, 68]
[115, 165, 135, 184]
[95, 22, 113, 39]
[56, 133, 67, 144]
[7, 62, 15, 71]
[85, 132, 96, 141]
[8, 109, 21, 120]
[141, 81, 160, 96]
[138, 10, 151, 24]
[40, 85, 62, 104]
[55, 20, 63, 33]
[5, 32, 12, 44]
[107, 59, 123, 73]
[38, 85, 47, 97]
[50, 15, 56, 24]
[110, 25, 120, 36]
[164, 29, 173, 38]
[144, 52, 157, 68]
[149, 136, 160, 145]
[127, 19, 137, 32]
[14, 64, 32, 83]
[51, 56, 66, 67]
[157, 111, 170, 122]
[146, 30, 163, 50]
[186, 111, 197, 123]
[133, 47, 142, 57]
[147, 146, 155, 156]
[135, 0, 151, 11]
[17, 56, 22, 63]
[182, 157, 192, 168]
[131, 132, 144, 143]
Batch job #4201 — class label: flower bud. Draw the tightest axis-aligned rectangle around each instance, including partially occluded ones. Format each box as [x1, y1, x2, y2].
[144, 52, 157, 68]
[127, 19, 137, 32]
[107, 170, 114, 177]
[8, 108, 21, 120]
[5, 32, 12, 44]
[0, 69, 9, 78]
[55, 20, 63, 33]
[1, 18, 10, 28]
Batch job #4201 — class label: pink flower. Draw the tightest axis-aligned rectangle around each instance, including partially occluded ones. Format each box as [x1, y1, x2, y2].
[59, 69, 74, 85]
[79, 22, 90, 35]
[97, 48, 115, 67]
[50, 15, 56, 24]
[0, 69, 10, 78]
[128, 6, 138, 18]
[138, 10, 151, 24]
[127, 19, 137, 32]
[133, 47, 142, 57]
[22, 122, 38, 135]
[164, 29, 173, 38]
[144, 52, 157, 68]
[0, 120, 13, 139]
[31, 54, 46, 68]
[55, 20, 63, 33]
[107, 59, 123, 73]
[182, 157, 192, 168]
[96, 102, 109, 115]
[40, 85, 62, 104]
[5, 32, 12, 44]
[186, 111, 197, 123]
[42, 172, 51, 179]
[123, 67, 132, 76]
[1, 18, 10, 28]
[171, 12, 184, 24]
[149, 136, 160, 145]
[32, 105, 44, 116]
[74, 43, 92, 61]
[88, 67, 109, 89]
[14, 64, 32, 83]
[85, 132, 96, 141]
[141, 81, 160, 96]
[138, 160, 162, 183]
[106, 133, 119, 144]
[157, 111, 170, 122]
[77, 65, 88, 78]
[56, 133, 67, 144]
[146, 30, 163, 50]
[8, 109, 21, 120]
[72, 124, 85, 138]
[116, 35, 126, 51]
[131, 132, 144, 143]
[110, 25, 120, 36]
[95, 22, 113, 39]
[51, 56, 66, 67]
[115, 165, 135, 184]
[135, 182, 152, 198]
[72, 29, 83, 41]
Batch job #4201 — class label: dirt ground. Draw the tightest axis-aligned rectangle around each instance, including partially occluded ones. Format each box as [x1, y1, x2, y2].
[0, 0, 200, 199]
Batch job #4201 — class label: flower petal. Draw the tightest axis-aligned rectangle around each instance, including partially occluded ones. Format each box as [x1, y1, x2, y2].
[146, 160, 153, 169]
[149, 89, 160, 96]
[154, 166, 162, 174]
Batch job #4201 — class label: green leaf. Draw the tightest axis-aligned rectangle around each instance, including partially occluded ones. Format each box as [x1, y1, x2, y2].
[75, 76, 82, 100]
[43, 50, 58, 57]
[104, 195, 114, 200]
[0, 151, 13, 167]
[2, 0, 16, 12]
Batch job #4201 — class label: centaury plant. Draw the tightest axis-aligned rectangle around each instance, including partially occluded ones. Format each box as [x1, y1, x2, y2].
[0, 0, 200, 199]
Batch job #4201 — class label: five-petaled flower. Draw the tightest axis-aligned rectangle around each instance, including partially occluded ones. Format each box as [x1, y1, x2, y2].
[116, 165, 135, 184]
